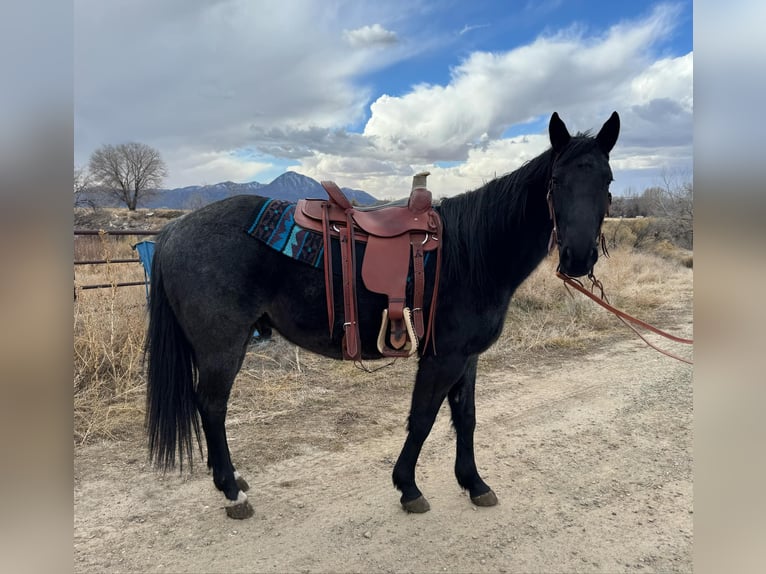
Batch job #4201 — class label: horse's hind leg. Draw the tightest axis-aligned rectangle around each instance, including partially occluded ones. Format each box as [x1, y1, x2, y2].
[447, 355, 497, 507]
[196, 353, 253, 519]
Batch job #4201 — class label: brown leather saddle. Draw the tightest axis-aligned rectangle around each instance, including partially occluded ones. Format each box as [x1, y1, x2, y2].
[294, 172, 442, 361]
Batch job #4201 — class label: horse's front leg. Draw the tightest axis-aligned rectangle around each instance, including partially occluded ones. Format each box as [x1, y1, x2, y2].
[392, 354, 467, 513]
[447, 355, 498, 506]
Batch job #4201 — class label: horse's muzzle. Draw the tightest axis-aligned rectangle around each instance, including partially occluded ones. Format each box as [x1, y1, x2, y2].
[558, 244, 599, 278]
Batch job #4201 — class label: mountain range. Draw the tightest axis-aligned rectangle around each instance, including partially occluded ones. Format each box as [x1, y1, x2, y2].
[79, 171, 379, 209]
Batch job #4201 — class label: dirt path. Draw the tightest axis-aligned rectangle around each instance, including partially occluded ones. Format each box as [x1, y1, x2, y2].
[74, 313, 692, 573]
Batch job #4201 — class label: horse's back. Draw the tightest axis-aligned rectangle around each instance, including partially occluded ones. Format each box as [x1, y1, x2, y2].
[155, 194, 342, 356]
[159, 195, 267, 245]
[158, 195, 280, 273]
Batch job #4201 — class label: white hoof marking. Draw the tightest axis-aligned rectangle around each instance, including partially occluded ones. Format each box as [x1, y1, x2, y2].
[225, 490, 247, 507]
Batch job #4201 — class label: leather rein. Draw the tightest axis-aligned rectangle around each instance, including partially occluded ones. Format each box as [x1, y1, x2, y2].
[546, 174, 693, 365]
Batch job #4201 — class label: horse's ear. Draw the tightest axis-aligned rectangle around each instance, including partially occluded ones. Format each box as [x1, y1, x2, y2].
[549, 112, 571, 153]
[596, 111, 620, 154]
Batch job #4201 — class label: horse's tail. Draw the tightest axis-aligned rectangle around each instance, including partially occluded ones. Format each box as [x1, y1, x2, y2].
[145, 242, 202, 472]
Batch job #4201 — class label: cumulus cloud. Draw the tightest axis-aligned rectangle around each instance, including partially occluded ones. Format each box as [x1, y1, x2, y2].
[344, 5, 691, 197]
[75, 0, 397, 157]
[362, 3, 683, 164]
[628, 53, 693, 110]
[344, 24, 398, 48]
[75, 1, 692, 198]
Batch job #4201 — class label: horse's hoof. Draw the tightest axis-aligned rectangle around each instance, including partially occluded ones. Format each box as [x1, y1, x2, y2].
[471, 490, 498, 507]
[225, 492, 254, 519]
[234, 473, 250, 492]
[401, 495, 430, 513]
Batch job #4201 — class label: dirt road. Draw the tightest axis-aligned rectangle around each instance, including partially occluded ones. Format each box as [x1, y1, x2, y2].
[74, 311, 692, 573]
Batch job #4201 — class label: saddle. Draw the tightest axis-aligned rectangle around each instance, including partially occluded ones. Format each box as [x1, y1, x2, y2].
[294, 172, 442, 361]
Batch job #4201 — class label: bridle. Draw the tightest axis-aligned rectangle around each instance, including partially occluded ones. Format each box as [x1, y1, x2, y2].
[546, 176, 560, 255]
[545, 161, 693, 365]
[545, 171, 611, 260]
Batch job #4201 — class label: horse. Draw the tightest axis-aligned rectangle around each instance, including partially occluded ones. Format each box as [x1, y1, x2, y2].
[146, 111, 620, 519]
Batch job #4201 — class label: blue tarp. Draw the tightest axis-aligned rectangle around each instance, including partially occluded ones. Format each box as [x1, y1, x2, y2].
[132, 240, 155, 302]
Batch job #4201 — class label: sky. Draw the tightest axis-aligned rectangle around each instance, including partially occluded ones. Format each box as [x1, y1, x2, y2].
[74, 0, 693, 200]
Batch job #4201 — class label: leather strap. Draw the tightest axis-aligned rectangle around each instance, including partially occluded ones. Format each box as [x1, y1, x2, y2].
[556, 271, 693, 364]
[387, 302, 407, 349]
[321, 203, 334, 337]
[411, 236, 426, 338]
[421, 213, 443, 355]
[340, 211, 360, 360]
[322, 181, 352, 210]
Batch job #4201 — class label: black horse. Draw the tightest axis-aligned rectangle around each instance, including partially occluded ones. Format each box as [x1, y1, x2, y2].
[146, 112, 620, 519]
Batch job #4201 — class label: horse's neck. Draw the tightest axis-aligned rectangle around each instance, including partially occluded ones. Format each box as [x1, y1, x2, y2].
[485, 180, 552, 292]
[440, 173, 552, 305]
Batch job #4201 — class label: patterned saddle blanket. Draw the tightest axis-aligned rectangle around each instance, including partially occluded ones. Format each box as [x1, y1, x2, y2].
[245, 198, 324, 267]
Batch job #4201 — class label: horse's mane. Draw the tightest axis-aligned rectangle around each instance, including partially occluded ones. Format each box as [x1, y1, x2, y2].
[437, 133, 599, 296]
[437, 149, 552, 293]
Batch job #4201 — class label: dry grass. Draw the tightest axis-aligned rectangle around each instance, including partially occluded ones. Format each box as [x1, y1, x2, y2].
[602, 217, 693, 268]
[73, 211, 693, 449]
[480, 246, 692, 371]
[74, 284, 148, 443]
[74, 233, 150, 443]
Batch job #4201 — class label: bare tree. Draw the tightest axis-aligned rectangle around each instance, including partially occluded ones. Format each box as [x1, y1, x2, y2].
[88, 142, 167, 210]
[650, 168, 693, 248]
[74, 164, 95, 208]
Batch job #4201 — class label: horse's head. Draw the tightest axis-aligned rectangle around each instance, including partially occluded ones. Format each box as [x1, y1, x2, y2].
[547, 111, 620, 277]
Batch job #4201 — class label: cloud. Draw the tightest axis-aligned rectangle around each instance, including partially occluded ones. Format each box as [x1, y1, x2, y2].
[344, 24, 398, 48]
[459, 24, 490, 36]
[299, 135, 551, 200]
[627, 53, 693, 111]
[75, 2, 692, 199]
[362, 4, 683, 165]
[245, 127, 376, 160]
[75, 1, 402, 155]
[166, 149, 275, 187]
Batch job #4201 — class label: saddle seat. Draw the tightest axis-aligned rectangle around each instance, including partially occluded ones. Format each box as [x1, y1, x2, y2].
[294, 172, 442, 361]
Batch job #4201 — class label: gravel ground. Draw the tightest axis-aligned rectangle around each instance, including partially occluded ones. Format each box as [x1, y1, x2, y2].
[74, 300, 693, 574]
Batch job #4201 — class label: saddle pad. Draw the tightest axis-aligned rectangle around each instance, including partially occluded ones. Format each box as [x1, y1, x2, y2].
[245, 198, 324, 267]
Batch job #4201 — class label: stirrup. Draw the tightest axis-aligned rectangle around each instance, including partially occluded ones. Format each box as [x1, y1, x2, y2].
[376, 308, 418, 357]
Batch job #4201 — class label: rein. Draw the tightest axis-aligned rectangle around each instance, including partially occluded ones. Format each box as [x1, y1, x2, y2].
[555, 271, 693, 364]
